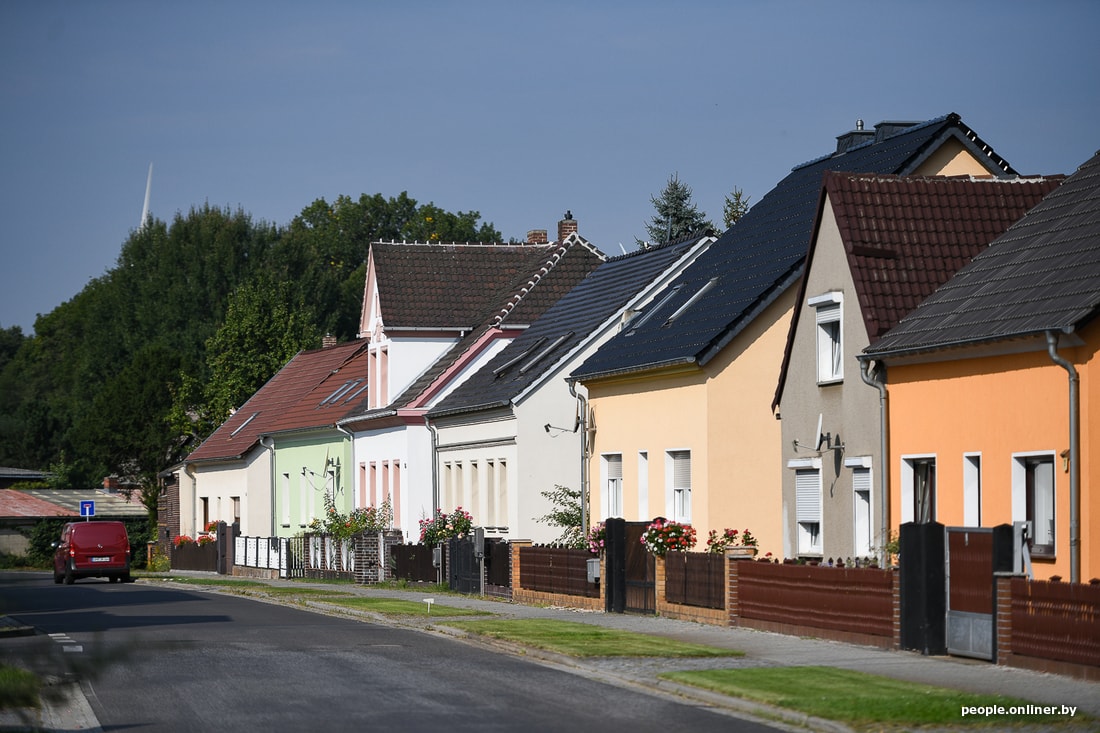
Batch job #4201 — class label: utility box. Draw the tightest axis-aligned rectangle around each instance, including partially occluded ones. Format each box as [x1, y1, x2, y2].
[587, 557, 600, 583]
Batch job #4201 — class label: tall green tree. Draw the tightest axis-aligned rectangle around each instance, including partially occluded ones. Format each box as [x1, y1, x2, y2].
[638, 173, 713, 246]
[722, 186, 751, 228]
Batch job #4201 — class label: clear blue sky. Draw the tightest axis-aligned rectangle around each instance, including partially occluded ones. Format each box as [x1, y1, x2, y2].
[2, 1, 1098, 334]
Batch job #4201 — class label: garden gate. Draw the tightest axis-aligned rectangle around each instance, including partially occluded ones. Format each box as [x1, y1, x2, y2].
[946, 525, 1013, 660]
[448, 536, 481, 594]
[604, 519, 655, 614]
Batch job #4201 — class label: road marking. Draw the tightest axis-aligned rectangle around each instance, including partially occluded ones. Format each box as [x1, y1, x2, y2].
[49, 631, 83, 653]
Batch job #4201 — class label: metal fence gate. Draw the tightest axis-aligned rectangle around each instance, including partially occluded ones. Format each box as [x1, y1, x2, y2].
[946, 525, 1013, 660]
[448, 537, 480, 594]
[605, 519, 655, 614]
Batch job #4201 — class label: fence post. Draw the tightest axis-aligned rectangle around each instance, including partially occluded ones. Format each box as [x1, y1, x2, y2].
[727, 552, 741, 626]
[899, 521, 946, 655]
[605, 518, 626, 613]
[994, 573, 1017, 666]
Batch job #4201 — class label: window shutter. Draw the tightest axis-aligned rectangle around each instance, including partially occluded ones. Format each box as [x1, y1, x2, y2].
[796, 468, 821, 521]
[671, 451, 691, 488]
[606, 454, 623, 480]
[852, 466, 871, 494]
[816, 302, 840, 324]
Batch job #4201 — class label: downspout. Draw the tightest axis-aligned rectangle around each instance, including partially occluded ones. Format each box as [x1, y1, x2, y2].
[424, 416, 439, 514]
[335, 424, 355, 508]
[860, 358, 890, 567]
[260, 436, 275, 536]
[569, 380, 589, 535]
[184, 462, 198, 540]
[1046, 330, 1080, 583]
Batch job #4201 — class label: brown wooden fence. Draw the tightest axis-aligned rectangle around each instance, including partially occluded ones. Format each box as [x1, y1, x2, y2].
[518, 546, 599, 599]
[391, 543, 444, 583]
[734, 561, 896, 644]
[1006, 577, 1100, 671]
[664, 552, 724, 609]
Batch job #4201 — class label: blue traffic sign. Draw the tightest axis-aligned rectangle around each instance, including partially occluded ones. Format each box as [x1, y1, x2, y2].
[80, 500, 95, 517]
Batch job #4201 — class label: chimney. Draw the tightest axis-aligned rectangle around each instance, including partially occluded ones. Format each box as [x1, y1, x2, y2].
[527, 229, 549, 245]
[557, 210, 578, 241]
[322, 334, 337, 349]
[835, 119, 875, 154]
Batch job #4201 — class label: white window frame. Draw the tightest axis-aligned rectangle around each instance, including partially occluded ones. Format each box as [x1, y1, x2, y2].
[900, 455, 937, 524]
[637, 452, 649, 520]
[846, 456, 873, 557]
[667, 450, 691, 523]
[1011, 451, 1056, 557]
[790, 457, 823, 555]
[963, 453, 982, 526]
[808, 291, 843, 383]
[602, 453, 623, 519]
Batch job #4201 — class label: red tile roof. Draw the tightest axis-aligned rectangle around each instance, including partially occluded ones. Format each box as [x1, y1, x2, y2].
[0, 489, 75, 518]
[826, 173, 1064, 340]
[187, 340, 369, 463]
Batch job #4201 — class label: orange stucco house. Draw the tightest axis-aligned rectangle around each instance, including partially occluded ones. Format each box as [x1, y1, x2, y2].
[862, 151, 1100, 582]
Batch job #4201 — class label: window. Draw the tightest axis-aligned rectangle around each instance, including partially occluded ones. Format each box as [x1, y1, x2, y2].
[809, 292, 843, 383]
[963, 454, 982, 526]
[669, 450, 691, 523]
[281, 473, 291, 527]
[603, 454, 623, 518]
[795, 467, 822, 554]
[850, 463, 872, 557]
[637, 452, 649, 519]
[231, 497, 241, 526]
[902, 457, 936, 524]
[1013, 454, 1055, 557]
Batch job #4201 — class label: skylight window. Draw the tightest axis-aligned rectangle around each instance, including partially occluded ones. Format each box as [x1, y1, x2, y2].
[625, 284, 683, 336]
[320, 379, 362, 406]
[519, 331, 574, 375]
[493, 337, 547, 378]
[342, 382, 369, 404]
[230, 412, 259, 437]
[664, 277, 718, 326]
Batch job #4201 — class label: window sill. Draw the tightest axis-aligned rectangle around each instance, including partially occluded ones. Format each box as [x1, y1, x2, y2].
[817, 378, 843, 387]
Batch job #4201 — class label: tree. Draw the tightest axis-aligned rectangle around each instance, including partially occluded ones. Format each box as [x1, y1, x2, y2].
[722, 186, 751, 228]
[535, 484, 586, 548]
[638, 173, 713, 247]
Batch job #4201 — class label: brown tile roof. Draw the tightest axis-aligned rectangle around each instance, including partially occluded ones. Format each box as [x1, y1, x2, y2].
[371, 240, 599, 330]
[187, 340, 369, 463]
[827, 173, 1065, 340]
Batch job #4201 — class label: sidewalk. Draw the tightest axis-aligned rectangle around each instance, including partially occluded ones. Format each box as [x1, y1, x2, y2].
[4, 575, 1098, 731]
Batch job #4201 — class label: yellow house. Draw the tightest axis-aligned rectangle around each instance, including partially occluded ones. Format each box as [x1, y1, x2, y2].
[862, 151, 1100, 582]
[569, 114, 1023, 557]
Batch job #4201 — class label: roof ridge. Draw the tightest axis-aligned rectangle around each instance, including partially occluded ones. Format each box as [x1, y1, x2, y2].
[490, 234, 605, 327]
[373, 240, 550, 249]
[791, 114, 951, 171]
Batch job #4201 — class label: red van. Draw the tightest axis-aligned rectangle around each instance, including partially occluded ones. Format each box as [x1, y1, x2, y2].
[53, 521, 132, 584]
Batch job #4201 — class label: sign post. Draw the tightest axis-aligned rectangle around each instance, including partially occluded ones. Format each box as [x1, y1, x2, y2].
[80, 500, 95, 521]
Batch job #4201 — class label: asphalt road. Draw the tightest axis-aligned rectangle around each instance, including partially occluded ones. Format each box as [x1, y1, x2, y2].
[1, 573, 781, 732]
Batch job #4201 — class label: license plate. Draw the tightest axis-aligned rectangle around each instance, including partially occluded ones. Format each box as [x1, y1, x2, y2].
[90, 556, 111, 563]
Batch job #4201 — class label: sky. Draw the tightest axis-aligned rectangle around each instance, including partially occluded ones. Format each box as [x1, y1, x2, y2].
[2, 1, 1098, 335]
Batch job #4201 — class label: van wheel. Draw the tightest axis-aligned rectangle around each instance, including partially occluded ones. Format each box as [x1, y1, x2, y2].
[64, 563, 75, 585]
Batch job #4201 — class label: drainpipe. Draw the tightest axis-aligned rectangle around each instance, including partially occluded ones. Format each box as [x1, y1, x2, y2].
[260, 436, 275, 536]
[569, 380, 589, 535]
[335, 424, 355, 508]
[424, 416, 440, 514]
[1046, 330, 1080, 584]
[184, 462, 198, 539]
[860, 358, 890, 567]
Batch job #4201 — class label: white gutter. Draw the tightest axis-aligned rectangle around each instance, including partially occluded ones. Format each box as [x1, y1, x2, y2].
[1046, 330, 1080, 583]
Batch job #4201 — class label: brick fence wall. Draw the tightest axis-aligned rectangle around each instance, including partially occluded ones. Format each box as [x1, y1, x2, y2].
[509, 541, 603, 612]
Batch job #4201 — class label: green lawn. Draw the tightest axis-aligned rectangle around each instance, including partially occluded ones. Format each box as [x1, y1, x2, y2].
[319, 596, 490, 617]
[444, 618, 743, 658]
[659, 667, 1087, 729]
[0, 665, 40, 711]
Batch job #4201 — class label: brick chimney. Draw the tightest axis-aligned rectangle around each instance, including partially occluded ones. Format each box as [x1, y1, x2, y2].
[322, 334, 337, 349]
[527, 229, 549, 244]
[557, 210, 578, 241]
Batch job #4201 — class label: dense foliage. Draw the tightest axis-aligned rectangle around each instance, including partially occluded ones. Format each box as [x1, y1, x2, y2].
[0, 193, 500, 511]
[638, 173, 714, 246]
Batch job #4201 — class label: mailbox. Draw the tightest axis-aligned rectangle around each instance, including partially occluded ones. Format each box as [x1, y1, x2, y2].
[587, 557, 600, 583]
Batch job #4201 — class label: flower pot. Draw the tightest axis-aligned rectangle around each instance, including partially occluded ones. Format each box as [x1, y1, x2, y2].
[727, 546, 758, 560]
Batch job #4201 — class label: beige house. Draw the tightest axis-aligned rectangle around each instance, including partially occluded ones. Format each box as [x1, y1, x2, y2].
[570, 114, 1022, 558]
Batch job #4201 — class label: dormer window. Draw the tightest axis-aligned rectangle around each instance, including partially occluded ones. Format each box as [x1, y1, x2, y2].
[808, 292, 843, 383]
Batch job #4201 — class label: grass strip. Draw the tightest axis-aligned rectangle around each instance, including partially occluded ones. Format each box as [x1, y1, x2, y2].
[658, 667, 1086, 729]
[444, 618, 743, 658]
[0, 665, 40, 711]
[318, 596, 490, 617]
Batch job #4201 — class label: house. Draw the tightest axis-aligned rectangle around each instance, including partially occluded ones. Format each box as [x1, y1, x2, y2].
[772, 173, 1062, 563]
[424, 233, 715, 543]
[569, 114, 1021, 557]
[339, 217, 606, 542]
[179, 339, 369, 540]
[861, 150, 1100, 582]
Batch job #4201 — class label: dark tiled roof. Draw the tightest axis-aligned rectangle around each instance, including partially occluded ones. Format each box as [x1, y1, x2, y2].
[772, 173, 1062, 409]
[372, 241, 592, 330]
[570, 113, 1017, 381]
[865, 151, 1100, 358]
[342, 236, 605, 424]
[187, 341, 369, 463]
[428, 235, 711, 417]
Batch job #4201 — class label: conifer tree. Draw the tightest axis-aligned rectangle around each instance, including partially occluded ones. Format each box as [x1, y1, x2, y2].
[638, 173, 713, 247]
